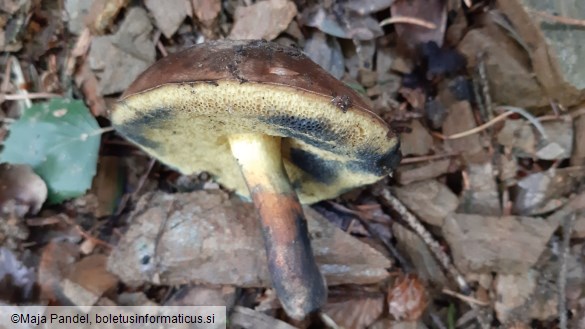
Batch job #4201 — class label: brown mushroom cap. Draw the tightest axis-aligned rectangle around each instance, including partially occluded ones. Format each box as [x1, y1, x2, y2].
[112, 40, 401, 204]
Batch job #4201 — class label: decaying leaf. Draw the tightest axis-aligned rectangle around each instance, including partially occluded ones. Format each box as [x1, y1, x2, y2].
[229, 0, 297, 40]
[323, 292, 385, 329]
[442, 214, 558, 274]
[393, 179, 458, 226]
[0, 98, 101, 204]
[107, 190, 391, 287]
[388, 274, 428, 321]
[88, 7, 155, 95]
[144, 0, 191, 38]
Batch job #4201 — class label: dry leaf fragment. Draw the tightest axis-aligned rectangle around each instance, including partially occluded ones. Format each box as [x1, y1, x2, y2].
[229, 0, 297, 40]
[108, 190, 391, 287]
[324, 295, 384, 329]
[388, 274, 428, 321]
[144, 0, 192, 38]
[442, 214, 558, 274]
[38, 241, 80, 301]
[192, 0, 221, 25]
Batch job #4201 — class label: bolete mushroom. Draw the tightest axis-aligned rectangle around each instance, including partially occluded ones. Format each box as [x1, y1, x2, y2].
[111, 39, 401, 319]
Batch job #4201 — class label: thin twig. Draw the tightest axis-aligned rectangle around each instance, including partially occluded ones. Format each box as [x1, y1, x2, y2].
[531, 10, 585, 27]
[399, 152, 457, 165]
[497, 106, 549, 140]
[442, 288, 489, 306]
[378, 189, 470, 293]
[435, 110, 515, 140]
[2, 92, 62, 100]
[559, 213, 576, 329]
[379, 16, 437, 29]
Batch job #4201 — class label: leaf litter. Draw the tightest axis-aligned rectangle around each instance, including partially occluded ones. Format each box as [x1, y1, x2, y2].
[1, 0, 585, 328]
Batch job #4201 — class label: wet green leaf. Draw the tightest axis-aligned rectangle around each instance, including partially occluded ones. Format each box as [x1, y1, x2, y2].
[0, 98, 101, 203]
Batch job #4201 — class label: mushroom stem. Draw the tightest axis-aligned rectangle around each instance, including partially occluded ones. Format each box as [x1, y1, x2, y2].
[229, 133, 327, 319]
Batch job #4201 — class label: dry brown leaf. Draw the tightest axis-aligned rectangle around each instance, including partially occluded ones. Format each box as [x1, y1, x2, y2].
[38, 241, 80, 301]
[388, 274, 428, 321]
[442, 214, 559, 274]
[229, 0, 297, 40]
[192, 0, 221, 25]
[144, 0, 191, 38]
[323, 294, 385, 329]
[107, 190, 391, 287]
[67, 254, 118, 298]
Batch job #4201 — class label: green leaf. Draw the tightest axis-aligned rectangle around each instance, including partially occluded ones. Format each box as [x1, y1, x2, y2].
[0, 98, 101, 204]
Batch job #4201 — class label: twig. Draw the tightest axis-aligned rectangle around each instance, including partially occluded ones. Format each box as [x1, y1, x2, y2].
[2, 92, 62, 100]
[399, 152, 457, 165]
[435, 110, 515, 140]
[477, 53, 493, 122]
[497, 106, 549, 140]
[320, 312, 340, 329]
[442, 288, 489, 306]
[378, 189, 470, 293]
[379, 16, 437, 29]
[114, 158, 156, 216]
[531, 10, 585, 27]
[559, 213, 576, 329]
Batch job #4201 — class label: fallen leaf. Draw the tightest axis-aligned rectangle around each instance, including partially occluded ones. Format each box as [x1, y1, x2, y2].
[388, 274, 428, 321]
[38, 241, 80, 301]
[107, 190, 391, 287]
[398, 120, 433, 156]
[88, 7, 155, 95]
[144, 0, 191, 38]
[229, 0, 297, 40]
[192, 0, 221, 25]
[442, 214, 558, 274]
[324, 288, 385, 329]
[0, 99, 100, 204]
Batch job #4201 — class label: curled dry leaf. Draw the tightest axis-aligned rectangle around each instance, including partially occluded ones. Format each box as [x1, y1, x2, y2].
[388, 273, 428, 321]
[0, 163, 48, 217]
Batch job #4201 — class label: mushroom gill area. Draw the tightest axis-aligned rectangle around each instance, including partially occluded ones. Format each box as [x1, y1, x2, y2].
[112, 81, 399, 204]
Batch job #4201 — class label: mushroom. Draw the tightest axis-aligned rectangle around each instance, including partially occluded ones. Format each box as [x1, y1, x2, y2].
[111, 40, 401, 319]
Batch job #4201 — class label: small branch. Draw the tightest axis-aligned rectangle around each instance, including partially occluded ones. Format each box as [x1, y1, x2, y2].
[2, 92, 62, 100]
[378, 189, 470, 293]
[379, 16, 437, 29]
[442, 288, 489, 306]
[435, 110, 515, 140]
[531, 10, 585, 27]
[399, 152, 457, 165]
[559, 213, 576, 329]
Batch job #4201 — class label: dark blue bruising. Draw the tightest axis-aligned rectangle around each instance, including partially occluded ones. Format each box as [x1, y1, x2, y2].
[261, 115, 341, 153]
[290, 148, 338, 184]
[352, 141, 402, 176]
[262, 115, 402, 180]
[115, 107, 173, 150]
